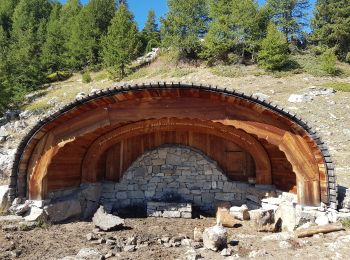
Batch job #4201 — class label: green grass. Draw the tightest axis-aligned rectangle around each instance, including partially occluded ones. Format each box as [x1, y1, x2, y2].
[322, 82, 350, 92]
[292, 52, 350, 77]
[93, 70, 109, 81]
[24, 100, 51, 111]
[210, 66, 244, 78]
[171, 68, 195, 78]
[340, 219, 350, 229]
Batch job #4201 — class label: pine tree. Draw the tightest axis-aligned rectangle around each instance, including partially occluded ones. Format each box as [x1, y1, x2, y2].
[0, 0, 20, 36]
[312, 0, 350, 60]
[258, 23, 290, 70]
[42, 3, 65, 73]
[266, 0, 310, 42]
[0, 27, 11, 112]
[142, 9, 160, 53]
[60, 0, 82, 69]
[201, 0, 269, 64]
[102, 4, 140, 78]
[9, 0, 51, 93]
[161, 0, 209, 59]
[66, 0, 116, 69]
[200, 0, 235, 64]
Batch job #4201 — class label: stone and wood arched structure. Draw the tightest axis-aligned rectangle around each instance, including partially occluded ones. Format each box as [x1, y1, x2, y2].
[10, 83, 337, 208]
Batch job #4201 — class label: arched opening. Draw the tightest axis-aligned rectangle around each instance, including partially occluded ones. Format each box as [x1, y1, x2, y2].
[11, 83, 335, 212]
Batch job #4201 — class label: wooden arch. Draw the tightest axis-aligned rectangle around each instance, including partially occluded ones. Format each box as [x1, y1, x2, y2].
[10, 83, 336, 208]
[81, 118, 272, 184]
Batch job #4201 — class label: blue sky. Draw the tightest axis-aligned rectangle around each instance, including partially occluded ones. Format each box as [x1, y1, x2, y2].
[59, 0, 316, 29]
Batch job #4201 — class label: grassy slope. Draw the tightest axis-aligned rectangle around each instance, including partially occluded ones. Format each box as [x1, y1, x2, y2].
[23, 51, 350, 113]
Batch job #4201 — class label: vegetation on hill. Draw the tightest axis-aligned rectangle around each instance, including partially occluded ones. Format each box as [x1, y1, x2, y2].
[0, 0, 350, 114]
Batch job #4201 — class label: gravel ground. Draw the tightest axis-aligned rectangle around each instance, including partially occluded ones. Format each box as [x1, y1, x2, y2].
[1, 217, 350, 259]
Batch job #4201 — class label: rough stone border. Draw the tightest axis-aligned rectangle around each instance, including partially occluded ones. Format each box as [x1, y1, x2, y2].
[10, 82, 336, 208]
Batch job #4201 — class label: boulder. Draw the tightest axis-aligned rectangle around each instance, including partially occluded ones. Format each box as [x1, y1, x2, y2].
[44, 199, 81, 223]
[216, 208, 238, 227]
[92, 206, 125, 231]
[203, 225, 227, 251]
[229, 204, 250, 220]
[0, 185, 10, 212]
[249, 208, 277, 232]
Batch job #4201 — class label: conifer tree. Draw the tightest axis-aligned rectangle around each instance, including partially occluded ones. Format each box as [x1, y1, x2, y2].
[0, 27, 11, 112]
[200, 0, 235, 64]
[42, 3, 65, 73]
[60, 0, 82, 69]
[266, 0, 310, 41]
[0, 0, 20, 36]
[258, 23, 290, 70]
[201, 0, 269, 64]
[9, 0, 51, 92]
[67, 0, 116, 69]
[312, 0, 350, 59]
[102, 4, 140, 78]
[161, 0, 209, 59]
[142, 9, 160, 53]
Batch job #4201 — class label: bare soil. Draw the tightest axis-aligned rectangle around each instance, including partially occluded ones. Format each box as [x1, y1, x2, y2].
[1, 217, 350, 259]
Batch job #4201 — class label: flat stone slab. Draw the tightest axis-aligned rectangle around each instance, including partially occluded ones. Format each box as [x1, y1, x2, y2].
[0, 215, 23, 222]
[92, 206, 125, 231]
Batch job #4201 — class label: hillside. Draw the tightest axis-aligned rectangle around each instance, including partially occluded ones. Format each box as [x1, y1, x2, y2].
[1, 53, 350, 190]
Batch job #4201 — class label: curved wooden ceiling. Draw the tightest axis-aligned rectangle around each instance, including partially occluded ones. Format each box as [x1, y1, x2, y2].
[10, 83, 336, 208]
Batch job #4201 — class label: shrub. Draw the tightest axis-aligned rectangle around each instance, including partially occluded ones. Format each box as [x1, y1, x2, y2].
[310, 45, 327, 56]
[258, 24, 290, 71]
[227, 53, 240, 65]
[82, 71, 92, 83]
[47, 71, 72, 82]
[320, 48, 338, 75]
[346, 52, 350, 64]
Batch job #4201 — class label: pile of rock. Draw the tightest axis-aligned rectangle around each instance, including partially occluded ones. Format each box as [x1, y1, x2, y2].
[147, 201, 192, 219]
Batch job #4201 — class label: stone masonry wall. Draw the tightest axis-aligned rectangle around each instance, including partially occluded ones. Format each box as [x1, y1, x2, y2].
[100, 146, 249, 212]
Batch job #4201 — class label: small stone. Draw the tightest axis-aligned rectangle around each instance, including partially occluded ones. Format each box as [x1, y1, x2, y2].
[181, 238, 192, 247]
[123, 245, 136, 252]
[76, 248, 103, 260]
[230, 204, 250, 220]
[288, 94, 313, 103]
[192, 242, 203, 249]
[221, 248, 232, 256]
[106, 239, 116, 246]
[262, 232, 293, 241]
[126, 236, 137, 246]
[203, 225, 227, 251]
[248, 249, 268, 258]
[185, 248, 202, 260]
[279, 240, 292, 249]
[161, 236, 170, 243]
[193, 227, 203, 242]
[315, 215, 329, 226]
[86, 233, 97, 241]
